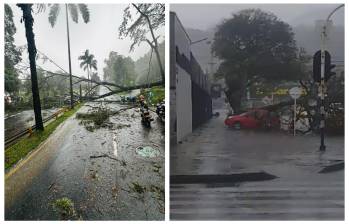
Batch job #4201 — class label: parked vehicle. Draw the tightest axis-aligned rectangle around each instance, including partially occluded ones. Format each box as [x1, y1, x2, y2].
[121, 95, 136, 104]
[156, 101, 165, 122]
[224, 109, 280, 130]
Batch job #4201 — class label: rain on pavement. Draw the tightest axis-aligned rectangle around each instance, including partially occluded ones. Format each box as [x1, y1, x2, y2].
[170, 97, 344, 220]
[5, 89, 165, 220]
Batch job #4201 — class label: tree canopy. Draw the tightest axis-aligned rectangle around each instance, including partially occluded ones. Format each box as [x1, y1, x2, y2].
[5, 4, 22, 94]
[212, 9, 308, 111]
[103, 52, 136, 86]
[119, 3, 165, 51]
[78, 49, 97, 72]
[119, 4, 165, 82]
[135, 41, 164, 84]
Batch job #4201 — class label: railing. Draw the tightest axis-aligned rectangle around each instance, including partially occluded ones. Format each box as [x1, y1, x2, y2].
[5, 107, 68, 149]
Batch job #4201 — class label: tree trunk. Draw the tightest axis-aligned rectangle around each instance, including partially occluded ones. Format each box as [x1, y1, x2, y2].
[132, 4, 164, 83]
[65, 4, 74, 109]
[17, 4, 44, 130]
[152, 42, 164, 83]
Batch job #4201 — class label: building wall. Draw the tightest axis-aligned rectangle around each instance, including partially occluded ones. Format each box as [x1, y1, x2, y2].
[176, 66, 192, 141]
[170, 12, 177, 144]
[170, 12, 212, 143]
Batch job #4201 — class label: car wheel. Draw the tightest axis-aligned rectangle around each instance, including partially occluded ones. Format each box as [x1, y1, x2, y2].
[233, 122, 241, 130]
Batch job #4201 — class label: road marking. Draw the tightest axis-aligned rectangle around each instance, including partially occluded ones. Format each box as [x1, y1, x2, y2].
[113, 133, 118, 157]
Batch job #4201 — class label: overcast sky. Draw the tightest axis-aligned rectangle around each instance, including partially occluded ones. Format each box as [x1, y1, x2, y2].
[10, 4, 164, 79]
[171, 4, 344, 30]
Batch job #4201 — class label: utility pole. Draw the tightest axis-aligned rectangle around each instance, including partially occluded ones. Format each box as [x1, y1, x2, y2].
[17, 4, 44, 131]
[65, 4, 74, 109]
[319, 4, 343, 151]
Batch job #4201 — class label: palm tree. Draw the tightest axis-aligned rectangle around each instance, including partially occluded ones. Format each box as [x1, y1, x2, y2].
[44, 4, 90, 108]
[78, 50, 97, 93]
[17, 4, 44, 130]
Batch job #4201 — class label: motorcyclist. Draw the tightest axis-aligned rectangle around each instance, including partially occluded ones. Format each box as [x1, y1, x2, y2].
[139, 94, 152, 127]
[139, 95, 148, 110]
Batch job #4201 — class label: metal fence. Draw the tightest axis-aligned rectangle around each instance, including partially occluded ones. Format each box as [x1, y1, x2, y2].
[5, 107, 67, 149]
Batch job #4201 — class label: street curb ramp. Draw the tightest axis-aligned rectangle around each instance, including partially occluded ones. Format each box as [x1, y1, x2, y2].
[171, 171, 278, 184]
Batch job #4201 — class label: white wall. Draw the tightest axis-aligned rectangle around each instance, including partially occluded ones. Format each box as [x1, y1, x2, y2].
[176, 66, 192, 142]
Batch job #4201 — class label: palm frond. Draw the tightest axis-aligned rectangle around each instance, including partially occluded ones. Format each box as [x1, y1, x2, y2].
[78, 4, 90, 23]
[68, 4, 79, 23]
[91, 60, 97, 70]
[78, 55, 86, 61]
[79, 61, 86, 68]
[48, 4, 61, 27]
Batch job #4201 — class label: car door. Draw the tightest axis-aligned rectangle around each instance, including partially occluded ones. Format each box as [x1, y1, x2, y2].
[243, 111, 259, 128]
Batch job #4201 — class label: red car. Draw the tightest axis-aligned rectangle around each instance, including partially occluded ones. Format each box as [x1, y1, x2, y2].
[225, 109, 280, 130]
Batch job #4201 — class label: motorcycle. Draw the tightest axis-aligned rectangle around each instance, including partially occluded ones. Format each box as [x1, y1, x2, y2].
[156, 101, 165, 123]
[140, 105, 153, 127]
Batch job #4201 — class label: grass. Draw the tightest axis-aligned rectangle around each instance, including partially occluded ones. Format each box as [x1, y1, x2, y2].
[52, 197, 77, 220]
[5, 103, 82, 170]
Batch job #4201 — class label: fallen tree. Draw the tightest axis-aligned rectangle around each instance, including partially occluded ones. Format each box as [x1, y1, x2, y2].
[88, 80, 164, 100]
[40, 69, 164, 100]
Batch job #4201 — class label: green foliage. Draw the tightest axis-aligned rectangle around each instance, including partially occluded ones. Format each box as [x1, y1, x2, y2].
[5, 104, 83, 169]
[52, 197, 77, 220]
[76, 107, 110, 131]
[139, 86, 164, 105]
[5, 4, 21, 95]
[5, 67, 20, 94]
[119, 4, 165, 51]
[5, 4, 22, 68]
[135, 41, 164, 85]
[103, 52, 136, 86]
[212, 9, 307, 111]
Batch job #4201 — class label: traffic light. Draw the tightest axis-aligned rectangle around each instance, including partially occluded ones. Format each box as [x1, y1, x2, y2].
[313, 50, 336, 82]
[326, 64, 336, 82]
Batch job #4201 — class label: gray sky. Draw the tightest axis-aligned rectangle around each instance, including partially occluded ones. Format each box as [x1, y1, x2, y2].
[11, 4, 164, 79]
[170, 4, 344, 30]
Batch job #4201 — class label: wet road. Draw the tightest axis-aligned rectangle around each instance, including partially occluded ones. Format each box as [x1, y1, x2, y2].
[170, 97, 344, 220]
[5, 91, 165, 220]
[5, 108, 59, 140]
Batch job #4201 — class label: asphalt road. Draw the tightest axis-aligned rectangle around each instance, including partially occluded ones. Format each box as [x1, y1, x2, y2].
[170, 97, 344, 220]
[5, 94, 165, 220]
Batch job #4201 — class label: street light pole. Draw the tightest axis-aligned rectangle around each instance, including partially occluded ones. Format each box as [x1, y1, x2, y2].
[319, 4, 344, 151]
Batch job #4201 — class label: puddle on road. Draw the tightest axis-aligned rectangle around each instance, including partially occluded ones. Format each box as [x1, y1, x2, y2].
[136, 146, 160, 158]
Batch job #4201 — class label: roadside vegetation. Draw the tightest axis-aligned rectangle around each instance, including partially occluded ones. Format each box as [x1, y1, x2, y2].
[139, 86, 165, 106]
[5, 103, 82, 169]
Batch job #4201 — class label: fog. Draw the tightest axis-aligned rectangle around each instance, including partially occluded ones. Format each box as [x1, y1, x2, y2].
[171, 4, 344, 72]
[171, 4, 344, 30]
